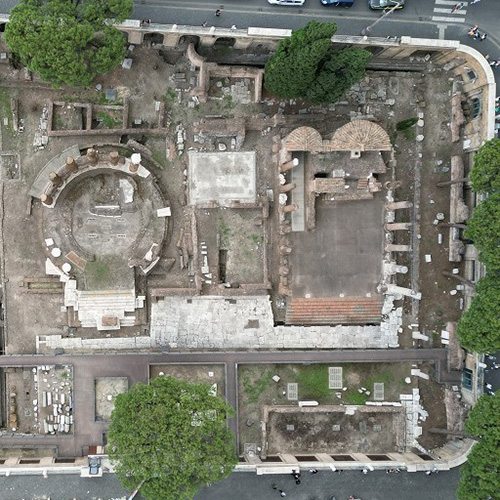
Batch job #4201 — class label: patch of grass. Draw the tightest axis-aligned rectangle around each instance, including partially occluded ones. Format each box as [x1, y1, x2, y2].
[297, 365, 331, 401]
[219, 218, 231, 248]
[242, 369, 273, 404]
[162, 88, 177, 105]
[0, 88, 14, 135]
[85, 260, 111, 288]
[151, 149, 167, 168]
[250, 233, 262, 245]
[97, 111, 121, 128]
[54, 117, 64, 129]
[224, 94, 234, 109]
[402, 127, 416, 141]
[345, 391, 368, 405]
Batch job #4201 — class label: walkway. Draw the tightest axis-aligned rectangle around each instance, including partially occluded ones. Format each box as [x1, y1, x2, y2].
[0, 349, 460, 456]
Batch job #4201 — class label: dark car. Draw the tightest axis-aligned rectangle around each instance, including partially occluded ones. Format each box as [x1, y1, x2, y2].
[321, 0, 355, 7]
[88, 456, 101, 475]
[369, 0, 405, 9]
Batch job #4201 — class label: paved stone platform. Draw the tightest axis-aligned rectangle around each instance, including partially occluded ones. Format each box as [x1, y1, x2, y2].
[150, 296, 398, 349]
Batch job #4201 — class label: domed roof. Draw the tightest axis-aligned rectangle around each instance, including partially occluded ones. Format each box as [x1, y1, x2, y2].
[329, 120, 391, 151]
[283, 126, 324, 152]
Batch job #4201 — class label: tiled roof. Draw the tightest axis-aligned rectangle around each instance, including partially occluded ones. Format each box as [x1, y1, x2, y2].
[286, 296, 382, 325]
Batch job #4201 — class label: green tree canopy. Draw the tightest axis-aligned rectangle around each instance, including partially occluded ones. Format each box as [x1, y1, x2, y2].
[470, 138, 500, 194]
[108, 376, 237, 500]
[457, 392, 500, 500]
[465, 192, 500, 270]
[465, 391, 500, 440]
[457, 272, 500, 353]
[264, 21, 371, 104]
[305, 47, 372, 104]
[457, 433, 500, 500]
[4, 0, 133, 87]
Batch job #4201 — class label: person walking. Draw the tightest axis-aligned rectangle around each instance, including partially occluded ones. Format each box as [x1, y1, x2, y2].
[309, 468, 318, 474]
[215, 8, 222, 16]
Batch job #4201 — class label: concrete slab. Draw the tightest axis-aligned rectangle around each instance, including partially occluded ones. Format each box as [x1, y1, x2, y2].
[188, 151, 256, 206]
[290, 195, 384, 298]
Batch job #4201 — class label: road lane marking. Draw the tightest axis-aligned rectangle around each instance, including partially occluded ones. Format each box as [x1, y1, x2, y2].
[433, 8, 466, 15]
[434, 0, 468, 5]
[432, 16, 466, 23]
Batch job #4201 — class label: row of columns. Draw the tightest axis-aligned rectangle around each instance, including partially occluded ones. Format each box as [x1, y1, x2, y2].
[40, 150, 127, 206]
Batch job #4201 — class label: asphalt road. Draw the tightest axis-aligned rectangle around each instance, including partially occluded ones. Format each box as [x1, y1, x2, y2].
[0, 468, 461, 500]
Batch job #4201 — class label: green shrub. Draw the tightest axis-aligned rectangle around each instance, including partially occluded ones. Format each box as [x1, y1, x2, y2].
[396, 117, 418, 131]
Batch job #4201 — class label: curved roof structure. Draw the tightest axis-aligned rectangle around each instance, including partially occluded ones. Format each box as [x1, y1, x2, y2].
[283, 126, 324, 152]
[329, 120, 392, 152]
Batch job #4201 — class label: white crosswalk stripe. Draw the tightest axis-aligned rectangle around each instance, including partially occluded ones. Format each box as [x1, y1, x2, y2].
[435, 0, 468, 5]
[432, 0, 469, 24]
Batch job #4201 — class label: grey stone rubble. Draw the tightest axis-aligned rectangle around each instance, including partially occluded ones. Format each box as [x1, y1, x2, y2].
[150, 296, 399, 349]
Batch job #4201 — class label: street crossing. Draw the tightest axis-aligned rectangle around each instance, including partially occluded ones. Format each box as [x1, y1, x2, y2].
[432, 0, 468, 24]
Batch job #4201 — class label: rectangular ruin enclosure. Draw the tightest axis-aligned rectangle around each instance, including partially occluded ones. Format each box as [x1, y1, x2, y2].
[188, 151, 256, 206]
[94, 377, 128, 421]
[290, 196, 385, 298]
[266, 406, 404, 455]
[3, 365, 73, 435]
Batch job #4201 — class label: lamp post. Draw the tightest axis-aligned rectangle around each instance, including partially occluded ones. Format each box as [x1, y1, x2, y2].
[361, 2, 402, 36]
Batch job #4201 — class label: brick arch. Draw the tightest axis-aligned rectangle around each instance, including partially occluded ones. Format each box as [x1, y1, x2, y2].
[329, 120, 392, 152]
[283, 126, 324, 152]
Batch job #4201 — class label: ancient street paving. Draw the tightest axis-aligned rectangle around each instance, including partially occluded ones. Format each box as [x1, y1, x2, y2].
[0, 350, 460, 456]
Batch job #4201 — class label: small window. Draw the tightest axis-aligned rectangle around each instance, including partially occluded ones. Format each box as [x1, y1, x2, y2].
[471, 97, 481, 119]
[463, 368, 473, 390]
[467, 69, 477, 82]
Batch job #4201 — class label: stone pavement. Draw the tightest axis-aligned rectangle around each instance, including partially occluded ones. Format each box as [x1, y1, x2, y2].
[150, 296, 400, 349]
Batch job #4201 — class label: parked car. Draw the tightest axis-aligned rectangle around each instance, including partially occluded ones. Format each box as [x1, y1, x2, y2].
[88, 456, 101, 475]
[268, 0, 306, 5]
[369, 0, 405, 9]
[321, 0, 355, 7]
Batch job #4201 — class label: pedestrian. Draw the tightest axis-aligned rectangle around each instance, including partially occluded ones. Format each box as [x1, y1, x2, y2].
[309, 468, 318, 474]
[231, 24, 237, 30]
[480, 33, 487, 41]
[426, 470, 432, 475]
[215, 8, 222, 16]
[279, 490, 287, 497]
[362, 468, 368, 474]
[295, 478, 301, 485]
[201, 21, 207, 27]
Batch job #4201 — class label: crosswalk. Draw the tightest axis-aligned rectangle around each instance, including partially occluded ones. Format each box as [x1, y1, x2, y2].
[432, 0, 468, 24]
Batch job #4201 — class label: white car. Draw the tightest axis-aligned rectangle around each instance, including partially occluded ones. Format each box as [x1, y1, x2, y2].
[268, 0, 306, 6]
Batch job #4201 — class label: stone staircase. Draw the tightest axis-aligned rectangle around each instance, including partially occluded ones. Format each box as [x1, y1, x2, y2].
[285, 296, 382, 325]
[75, 289, 138, 329]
